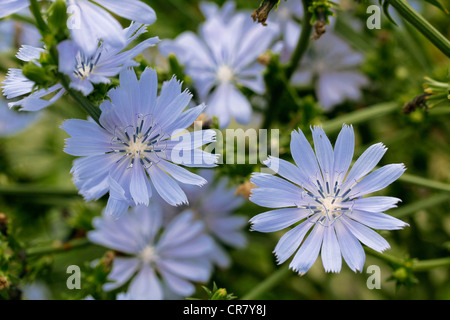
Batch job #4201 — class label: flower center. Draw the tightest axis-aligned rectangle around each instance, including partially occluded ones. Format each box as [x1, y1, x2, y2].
[73, 51, 102, 80]
[304, 180, 354, 227]
[109, 115, 167, 169]
[140, 245, 158, 265]
[216, 65, 234, 83]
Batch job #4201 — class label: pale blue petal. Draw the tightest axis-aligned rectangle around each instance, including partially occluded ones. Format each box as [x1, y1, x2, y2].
[227, 83, 252, 125]
[148, 165, 188, 206]
[61, 119, 112, 156]
[317, 72, 368, 110]
[157, 258, 211, 283]
[290, 129, 323, 191]
[321, 226, 342, 273]
[128, 264, 163, 300]
[274, 220, 313, 264]
[250, 187, 302, 208]
[0, 0, 30, 18]
[156, 159, 207, 186]
[69, 77, 95, 96]
[352, 196, 401, 213]
[341, 142, 387, 192]
[251, 172, 303, 196]
[16, 45, 44, 62]
[349, 164, 406, 198]
[158, 269, 195, 297]
[103, 257, 140, 291]
[157, 211, 203, 249]
[249, 208, 309, 233]
[334, 221, 365, 272]
[348, 210, 409, 230]
[94, 0, 156, 25]
[57, 40, 78, 75]
[333, 124, 355, 185]
[263, 156, 316, 193]
[130, 162, 149, 206]
[160, 234, 214, 259]
[341, 217, 390, 252]
[311, 126, 334, 185]
[70, 0, 125, 56]
[289, 224, 324, 274]
[203, 85, 228, 128]
[164, 104, 205, 135]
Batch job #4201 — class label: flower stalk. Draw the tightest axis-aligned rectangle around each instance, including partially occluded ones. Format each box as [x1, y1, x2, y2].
[285, 0, 313, 80]
[386, 0, 450, 57]
[241, 264, 292, 300]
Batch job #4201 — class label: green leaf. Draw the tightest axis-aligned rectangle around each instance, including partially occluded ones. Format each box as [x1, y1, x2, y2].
[424, 0, 449, 14]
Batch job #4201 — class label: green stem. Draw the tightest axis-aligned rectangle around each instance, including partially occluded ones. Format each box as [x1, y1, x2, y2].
[262, 0, 312, 129]
[285, 0, 313, 80]
[241, 264, 292, 300]
[60, 76, 102, 124]
[28, 0, 50, 37]
[391, 193, 449, 218]
[365, 248, 404, 267]
[321, 102, 400, 134]
[26, 238, 91, 256]
[387, 0, 450, 57]
[0, 184, 80, 198]
[366, 248, 450, 272]
[399, 173, 450, 193]
[412, 257, 450, 272]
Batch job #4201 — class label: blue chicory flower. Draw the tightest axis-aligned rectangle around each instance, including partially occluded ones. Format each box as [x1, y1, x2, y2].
[249, 124, 408, 275]
[290, 32, 369, 110]
[62, 67, 219, 218]
[0, 0, 30, 18]
[88, 204, 214, 300]
[2, 23, 157, 111]
[159, 1, 279, 128]
[268, 0, 368, 110]
[58, 22, 159, 96]
[66, 0, 156, 56]
[154, 169, 247, 268]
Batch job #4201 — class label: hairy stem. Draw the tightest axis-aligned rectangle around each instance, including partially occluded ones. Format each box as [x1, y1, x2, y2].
[285, 0, 313, 80]
[321, 102, 400, 133]
[392, 193, 449, 218]
[387, 0, 450, 57]
[241, 264, 292, 300]
[398, 173, 450, 193]
[59, 75, 102, 124]
[26, 238, 91, 256]
[29, 0, 50, 37]
[412, 257, 450, 272]
[0, 184, 80, 198]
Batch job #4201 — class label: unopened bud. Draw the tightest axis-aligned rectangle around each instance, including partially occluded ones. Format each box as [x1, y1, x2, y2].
[0, 277, 9, 290]
[251, 0, 279, 26]
[311, 20, 327, 40]
[102, 250, 115, 269]
[0, 213, 7, 236]
[257, 53, 271, 66]
[22, 63, 54, 87]
[0, 213, 7, 225]
[235, 181, 257, 199]
[193, 113, 213, 129]
[211, 288, 228, 300]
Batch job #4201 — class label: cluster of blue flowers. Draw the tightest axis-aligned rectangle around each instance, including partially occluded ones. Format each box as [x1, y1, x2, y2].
[0, 0, 408, 300]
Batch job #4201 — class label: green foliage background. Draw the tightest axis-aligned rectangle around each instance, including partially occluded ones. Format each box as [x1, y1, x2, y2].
[0, 0, 449, 300]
